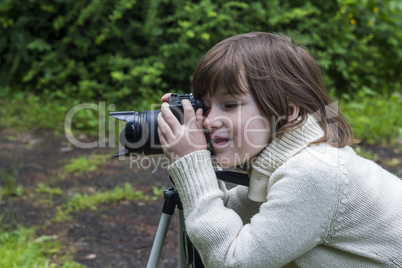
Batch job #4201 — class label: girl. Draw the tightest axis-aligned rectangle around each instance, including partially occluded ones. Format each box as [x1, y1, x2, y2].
[157, 32, 402, 267]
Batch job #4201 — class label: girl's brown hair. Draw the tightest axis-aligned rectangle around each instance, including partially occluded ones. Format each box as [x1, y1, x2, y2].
[192, 32, 354, 147]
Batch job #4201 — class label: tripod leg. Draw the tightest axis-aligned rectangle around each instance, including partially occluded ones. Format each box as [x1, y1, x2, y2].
[177, 208, 188, 267]
[147, 212, 172, 268]
[147, 187, 191, 267]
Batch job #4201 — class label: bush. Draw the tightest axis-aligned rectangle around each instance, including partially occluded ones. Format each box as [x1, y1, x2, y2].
[301, 0, 402, 95]
[0, 0, 401, 110]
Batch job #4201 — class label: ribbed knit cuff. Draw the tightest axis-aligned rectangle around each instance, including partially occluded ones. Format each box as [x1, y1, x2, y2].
[247, 174, 269, 202]
[167, 150, 222, 214]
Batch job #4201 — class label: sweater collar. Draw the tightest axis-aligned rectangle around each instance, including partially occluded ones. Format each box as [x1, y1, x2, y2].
[247, 115, 325, 202]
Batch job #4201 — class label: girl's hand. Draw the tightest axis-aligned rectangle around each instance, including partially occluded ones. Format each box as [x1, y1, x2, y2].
[157, 99, 207, 162]
[161, 93, 172, 103]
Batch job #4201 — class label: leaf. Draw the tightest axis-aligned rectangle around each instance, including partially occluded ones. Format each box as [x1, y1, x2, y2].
[27, 39, 52, 52]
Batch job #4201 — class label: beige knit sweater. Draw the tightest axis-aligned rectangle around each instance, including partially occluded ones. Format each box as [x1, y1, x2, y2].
[167, 116, 402, 267]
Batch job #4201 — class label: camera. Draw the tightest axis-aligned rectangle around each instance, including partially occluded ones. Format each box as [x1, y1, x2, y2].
[109, 93, 204, 157]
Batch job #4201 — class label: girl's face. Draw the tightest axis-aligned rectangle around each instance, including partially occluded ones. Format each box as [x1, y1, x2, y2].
[202, 87, 271, 168]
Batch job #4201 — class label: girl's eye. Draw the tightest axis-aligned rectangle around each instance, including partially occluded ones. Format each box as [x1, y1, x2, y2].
[224, 103, 238, 109]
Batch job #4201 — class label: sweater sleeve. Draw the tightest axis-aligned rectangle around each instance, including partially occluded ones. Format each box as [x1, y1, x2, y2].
[168, 150, 338, 267]
[218, 182, 262, 225]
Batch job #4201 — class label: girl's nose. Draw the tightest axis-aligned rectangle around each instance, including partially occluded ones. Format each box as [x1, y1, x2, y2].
[203, 109, 223, 129]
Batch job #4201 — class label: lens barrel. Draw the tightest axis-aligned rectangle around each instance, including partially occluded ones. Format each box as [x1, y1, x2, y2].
[109, 93, 203, 157]
[119, 110, 163, 155]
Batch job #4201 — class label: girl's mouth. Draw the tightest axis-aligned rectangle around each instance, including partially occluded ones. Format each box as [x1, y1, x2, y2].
[211, 137, 231, 147]
[209, 132, 232, 148]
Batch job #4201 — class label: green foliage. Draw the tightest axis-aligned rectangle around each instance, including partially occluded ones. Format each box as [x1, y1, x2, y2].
[340, 90, 402, 146]
[300, 0, 402, 94]
[53, 183, 162, 222]
[0, 0, 165, 110]
[0, 226, 83, 267]
[1, 0, 400, 110]
[0, 93, 123, 138]
[35, 184, 64, 207]
[0, 0, 400, 146]
[0, 167, 27, 200]
[354, 145, 379, 161]
[36, 183, 63, 196]
[64, 182, 152, 212]
[0, 94, 68, 133]
[64, 154, 108, 175]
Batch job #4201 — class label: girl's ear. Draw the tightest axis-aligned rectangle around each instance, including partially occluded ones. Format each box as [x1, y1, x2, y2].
[288, 101, 300, 122]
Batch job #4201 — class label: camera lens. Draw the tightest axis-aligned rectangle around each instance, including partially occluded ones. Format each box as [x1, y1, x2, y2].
[110, 93, 203, 157]
[121, 110, 163, 155]
[111, 110, 163, 156]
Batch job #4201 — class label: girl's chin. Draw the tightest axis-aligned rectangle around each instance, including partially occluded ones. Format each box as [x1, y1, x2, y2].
[212, 153, 234, 168]
[218, 162, 235, 168]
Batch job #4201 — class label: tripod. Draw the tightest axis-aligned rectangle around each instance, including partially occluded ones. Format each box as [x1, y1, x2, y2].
[146, 171, 249, 268]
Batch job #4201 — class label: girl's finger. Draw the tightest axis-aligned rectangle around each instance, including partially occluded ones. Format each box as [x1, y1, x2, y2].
[157, 111, 174, 141]
[161, 93, 172, 103]
[157, 126, 176, 161]
[195, 108, 204, 130]
[157, 125, 168, 147]
[182, 99, 196, 126]
[160, 102, 181, 135]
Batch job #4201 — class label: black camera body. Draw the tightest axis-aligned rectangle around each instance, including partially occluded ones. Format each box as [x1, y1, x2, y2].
[110, 93, 203, 156]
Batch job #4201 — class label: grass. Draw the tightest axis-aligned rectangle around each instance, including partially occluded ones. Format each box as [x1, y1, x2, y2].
[0, 225, 83, 268]
[50, 152, 164, 221]
[54, 153, 110, 180]
[0, 139, 165, 266]
[34, 183, 65, 206]
[0, 169, 164, 266]
[64, 154, 109, 175]
[52, 183, 162, 222]
[0, 93, 122, 138]
[0, 90, 400, 147]
[340, 90, 402, 147]
[36, 183, 64, 196]
[354, 146, 379, 162]
[0, 95, 69, 135]
[63, 182, 157, 213]
[0, 167, 28, 201]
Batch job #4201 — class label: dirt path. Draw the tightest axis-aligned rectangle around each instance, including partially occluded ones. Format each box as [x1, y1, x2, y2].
[0, 130, 179, 268]
[0, 130, 401, 267]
